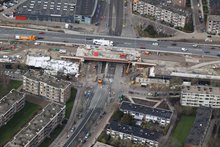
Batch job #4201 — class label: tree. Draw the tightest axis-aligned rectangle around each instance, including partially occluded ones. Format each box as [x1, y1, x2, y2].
[120, 113, 134, 125]
[144, 25, 158, 37]
[111, 110, 124, 121]
[170, 77, 183, 86]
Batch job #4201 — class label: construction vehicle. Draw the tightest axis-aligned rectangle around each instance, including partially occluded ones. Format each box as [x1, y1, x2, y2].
[93, 39, 113, 46]
[15, 34, 37, 41]
[97, 74, 104, 85]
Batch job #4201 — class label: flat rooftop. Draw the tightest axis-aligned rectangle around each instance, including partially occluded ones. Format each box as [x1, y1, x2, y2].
[141, 0, 186, 16]
[24, 70, 71, 89]
[182, 85, 220, 95]
[6, 103, 65, 147]
[120, 101, 172, 119]
[107, 121, 162, 141]
[0, 90, 25, 117]
[207, 15, 220, 21]
[16, 0, 76, 17]
[75, 0, 97, 17]
[185, 107, 212, 146]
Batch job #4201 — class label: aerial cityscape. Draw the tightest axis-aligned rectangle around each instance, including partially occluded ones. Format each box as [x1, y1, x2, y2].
[0, 0, 220, 147]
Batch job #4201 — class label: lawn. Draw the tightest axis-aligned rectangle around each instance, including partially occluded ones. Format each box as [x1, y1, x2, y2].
[0, 80, 22, 97]
[65, 87, 77, 118]
[0, 101, 41, 146]
[172, 115, 195, 147]
[38, 125, 64, 147]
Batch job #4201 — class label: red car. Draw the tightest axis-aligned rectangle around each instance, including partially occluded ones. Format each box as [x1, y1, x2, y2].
[39, 32, 45, 35]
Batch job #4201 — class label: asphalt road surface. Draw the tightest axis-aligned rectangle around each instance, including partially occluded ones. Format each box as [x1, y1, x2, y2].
[0, 26, 220, 57]
[63, 86, 108, 147]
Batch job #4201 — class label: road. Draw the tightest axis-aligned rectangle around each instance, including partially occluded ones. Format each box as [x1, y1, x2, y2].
[63, 86, 109, 147]
[0, 26, 220, 57]
[191, 0, 206, 33]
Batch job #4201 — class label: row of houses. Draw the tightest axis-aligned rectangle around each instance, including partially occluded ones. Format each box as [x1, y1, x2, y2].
[23, 70, 72, 103]
[106, 101, 173, 147]
[132, 0, 188, 28]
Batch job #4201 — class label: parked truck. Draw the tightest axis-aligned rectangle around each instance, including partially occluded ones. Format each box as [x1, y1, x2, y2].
[92, 39, 113, 46]
[15, 34, 37, 41]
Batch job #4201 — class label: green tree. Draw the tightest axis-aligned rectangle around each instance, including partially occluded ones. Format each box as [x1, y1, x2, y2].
[120, 113, 134, 125]
[170, 77, 183, 86]
[144, 25, 158, 37]
[111, 110, 124, 121]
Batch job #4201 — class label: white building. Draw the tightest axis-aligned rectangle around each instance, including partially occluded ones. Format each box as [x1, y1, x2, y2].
[106, 121, 161, 147]
[132, 0, 187, 28]
[120, 101, 172, 126]
[23, 70, 72, 103]
[25, 55, 79, 76]
[181, 85, 220, 108]
[207, 15, 220, 35]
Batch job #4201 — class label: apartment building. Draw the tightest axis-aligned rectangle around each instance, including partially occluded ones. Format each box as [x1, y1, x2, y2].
[106, 121, 162, 147]
[120, 101, 172, 126]
[23, 70, 71, 103]
[0, 89, 25, 127]
[207, 15, 220, 34]
[185, 107, 212, 147]
[132, 0, 187, 28]
[181, 85, 220, 108]
[135, 76, 170, 87]
[5, 102, 65, 147]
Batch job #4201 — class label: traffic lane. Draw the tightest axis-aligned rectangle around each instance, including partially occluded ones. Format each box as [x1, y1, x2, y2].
[0, 27, 206, 46]
[64, 110, 93, 147]
[70, 109, 102, 147]
[0, 27, 220, 53]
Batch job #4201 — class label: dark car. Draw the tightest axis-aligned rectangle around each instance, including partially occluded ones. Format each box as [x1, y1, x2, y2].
[171, 43, 177, 46]
[204, 51, 210, 54]
[217, 54, 220, 57]
[140, 46, 146, 49]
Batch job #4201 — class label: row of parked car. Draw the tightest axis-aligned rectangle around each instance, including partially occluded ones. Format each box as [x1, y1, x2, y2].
[0, 0, 18, 13]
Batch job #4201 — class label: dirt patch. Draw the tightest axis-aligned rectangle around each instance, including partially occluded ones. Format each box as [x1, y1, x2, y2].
[133, 98, 157, 107]
[156, 100, 170, 110]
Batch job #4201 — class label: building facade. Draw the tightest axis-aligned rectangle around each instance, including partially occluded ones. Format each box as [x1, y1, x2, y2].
[106, 121, 161, 147]
[181, 85, 220, 108]
[132, 0, 187, 28]
[5, 103, 65, 147]
[207, 15, 220, 34]
[0, 90, 25, 128]
[23, 70, 71, 103]
[120, 101, 172, 126]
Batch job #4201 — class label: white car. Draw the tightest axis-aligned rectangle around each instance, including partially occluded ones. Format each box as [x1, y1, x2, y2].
[192, 44, 198, 47]
[181, 48, 188, 52]
[152, 42, 159, 46]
